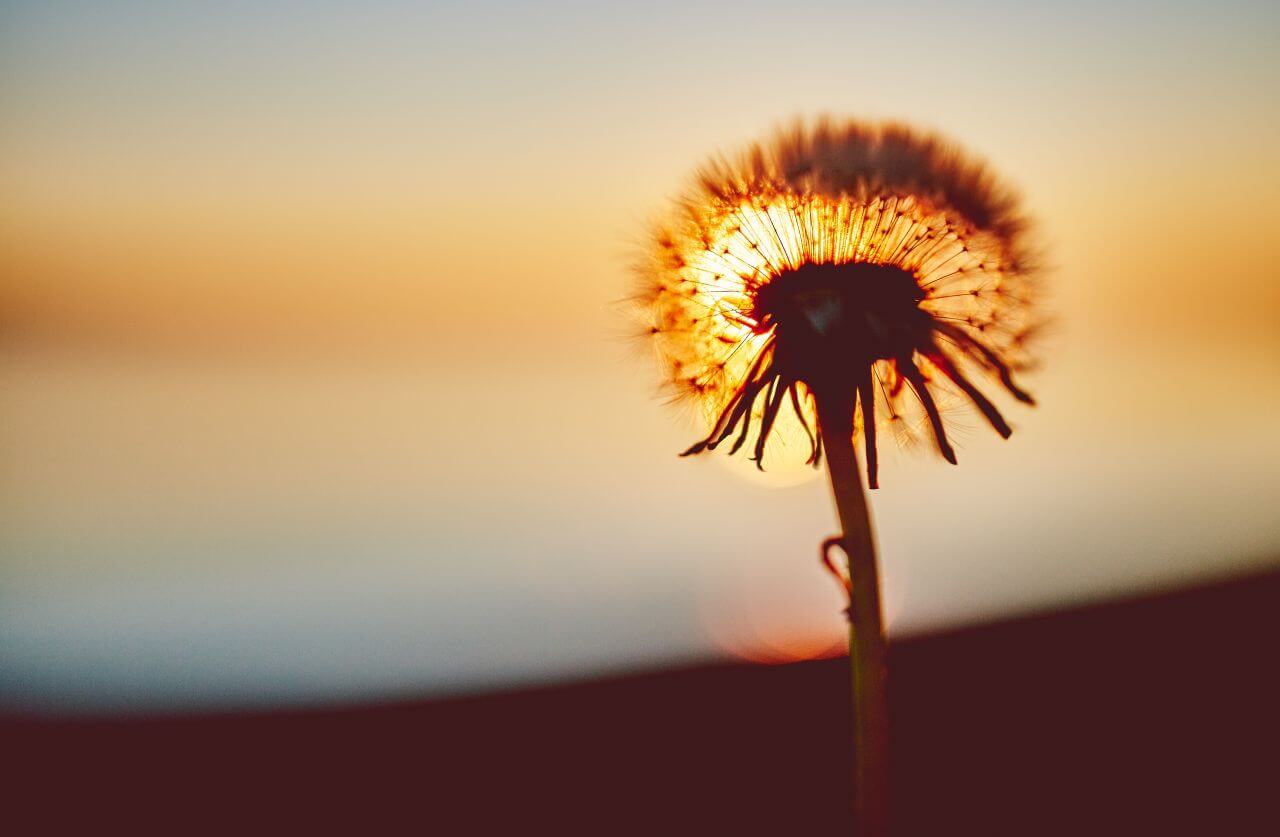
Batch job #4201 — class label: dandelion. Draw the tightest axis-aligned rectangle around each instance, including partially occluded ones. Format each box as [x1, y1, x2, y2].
[633, 118, 1040, 835]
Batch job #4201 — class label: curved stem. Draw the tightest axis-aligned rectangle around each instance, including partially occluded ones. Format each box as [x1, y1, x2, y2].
[816, 392, 889, 837]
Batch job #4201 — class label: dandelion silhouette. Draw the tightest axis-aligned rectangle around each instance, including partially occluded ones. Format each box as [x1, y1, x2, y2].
[634, 118, 1039, 835]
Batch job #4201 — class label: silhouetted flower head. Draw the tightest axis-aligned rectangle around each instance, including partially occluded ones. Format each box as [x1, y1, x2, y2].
[636, 119, 1039, 487]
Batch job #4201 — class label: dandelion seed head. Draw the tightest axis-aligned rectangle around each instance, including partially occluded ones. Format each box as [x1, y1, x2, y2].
[635, 118, 1041, 486]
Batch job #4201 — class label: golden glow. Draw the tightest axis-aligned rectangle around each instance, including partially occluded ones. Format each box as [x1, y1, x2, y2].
[643, 186, 1035, 466]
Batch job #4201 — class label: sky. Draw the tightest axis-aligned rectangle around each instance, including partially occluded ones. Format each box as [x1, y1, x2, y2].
[2, 0, 1278, 712]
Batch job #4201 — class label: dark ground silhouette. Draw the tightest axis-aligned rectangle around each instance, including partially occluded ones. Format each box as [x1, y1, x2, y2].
[6, 569, 1278, 835]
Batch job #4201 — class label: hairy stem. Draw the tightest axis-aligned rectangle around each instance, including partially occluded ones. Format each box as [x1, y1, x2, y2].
[816, 392, 889, 836]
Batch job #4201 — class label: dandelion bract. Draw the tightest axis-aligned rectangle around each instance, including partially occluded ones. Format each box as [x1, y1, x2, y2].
[637, 119, 1039, 486]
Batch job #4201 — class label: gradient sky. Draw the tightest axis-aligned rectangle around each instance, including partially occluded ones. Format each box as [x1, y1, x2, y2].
[2, 0, 1278, 711]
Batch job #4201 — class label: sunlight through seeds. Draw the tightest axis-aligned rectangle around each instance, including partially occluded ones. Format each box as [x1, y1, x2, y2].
[635, 120, 1040, 487]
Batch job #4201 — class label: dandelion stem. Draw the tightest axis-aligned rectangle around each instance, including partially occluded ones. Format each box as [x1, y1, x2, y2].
[816, 392, 889, 837]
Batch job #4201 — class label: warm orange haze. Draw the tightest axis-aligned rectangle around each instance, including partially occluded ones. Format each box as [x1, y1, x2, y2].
[2, 0, 1279, 714]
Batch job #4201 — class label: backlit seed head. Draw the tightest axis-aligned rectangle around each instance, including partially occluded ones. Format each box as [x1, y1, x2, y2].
[634, 118, 1042, 487]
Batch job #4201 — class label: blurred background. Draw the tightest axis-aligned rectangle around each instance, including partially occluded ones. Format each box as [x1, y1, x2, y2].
[5, 2, 1279, 832]
[2, 0, 1278, 721]
[5, 0, 1274, 716]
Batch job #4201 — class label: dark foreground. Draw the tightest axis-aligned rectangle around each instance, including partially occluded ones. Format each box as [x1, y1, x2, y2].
[6, 570, 1279, 835]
